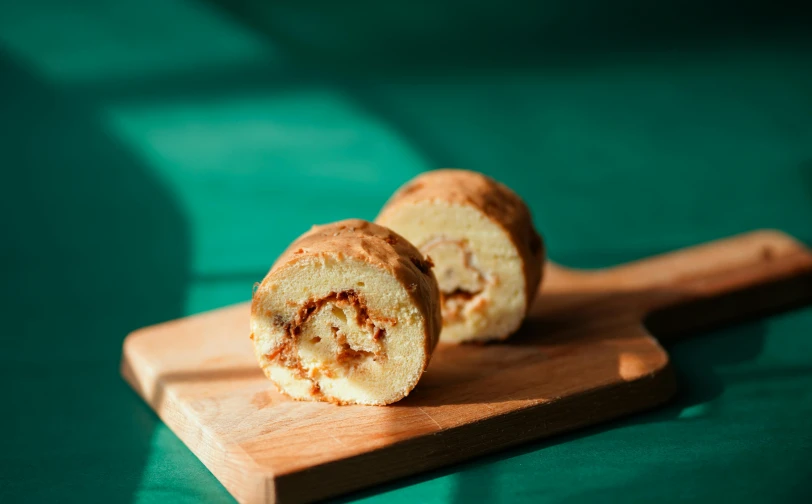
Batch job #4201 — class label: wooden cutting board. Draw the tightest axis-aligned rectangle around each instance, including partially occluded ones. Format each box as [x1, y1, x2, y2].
[121, 230, 812, 504]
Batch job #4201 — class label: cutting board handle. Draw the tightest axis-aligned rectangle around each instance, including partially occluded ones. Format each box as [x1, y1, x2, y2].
[541, 230, 812, 341]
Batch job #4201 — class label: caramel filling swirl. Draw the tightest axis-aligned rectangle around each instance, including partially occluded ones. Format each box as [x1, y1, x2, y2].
[420, 237, 489, 324]
[264, 290, 390, 395]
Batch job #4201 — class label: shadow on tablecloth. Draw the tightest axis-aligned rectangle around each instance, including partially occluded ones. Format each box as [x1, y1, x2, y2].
[0, 48, 190, 503]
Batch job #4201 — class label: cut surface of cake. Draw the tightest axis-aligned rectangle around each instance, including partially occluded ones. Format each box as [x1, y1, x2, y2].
[377, 169, 544, 342]
[250, 219, 441, 405]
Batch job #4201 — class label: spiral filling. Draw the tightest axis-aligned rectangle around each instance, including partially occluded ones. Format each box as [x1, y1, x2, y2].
[421, 237, 489, 324]
[265, 290, 389, 394]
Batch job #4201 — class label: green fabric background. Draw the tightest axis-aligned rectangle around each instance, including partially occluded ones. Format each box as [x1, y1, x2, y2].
[1, 1, 810, 502]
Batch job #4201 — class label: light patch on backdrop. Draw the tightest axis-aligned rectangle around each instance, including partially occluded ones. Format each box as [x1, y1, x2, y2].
[678, 403, 711, 420]
[0, 0, 270, 84]
[104, 89, 430, 278]
[183, 280, 255, 315]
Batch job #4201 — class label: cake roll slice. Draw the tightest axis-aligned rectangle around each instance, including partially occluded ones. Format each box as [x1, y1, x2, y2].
[377, 169, 544, 343]
[250, 219, 441, 405]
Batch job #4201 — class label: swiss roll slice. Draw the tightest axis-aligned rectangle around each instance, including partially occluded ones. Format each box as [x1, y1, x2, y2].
[250, 219, 441, 405]
[377, 169, 544, 342]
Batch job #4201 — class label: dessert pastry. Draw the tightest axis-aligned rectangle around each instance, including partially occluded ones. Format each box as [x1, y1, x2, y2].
[377, 169, 544, 342]
[250, 219, 441, 405]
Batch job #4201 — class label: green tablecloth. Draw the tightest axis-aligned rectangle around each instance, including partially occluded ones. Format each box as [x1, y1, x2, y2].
[1, 1, 810, 502]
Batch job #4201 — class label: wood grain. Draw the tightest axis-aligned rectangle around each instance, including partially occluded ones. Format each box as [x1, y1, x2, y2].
[121, 230, 812, 503]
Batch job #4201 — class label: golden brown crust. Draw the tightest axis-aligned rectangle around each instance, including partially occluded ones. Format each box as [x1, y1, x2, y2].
[379, 169, 545, 312]
[254, 219, 442, 373]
